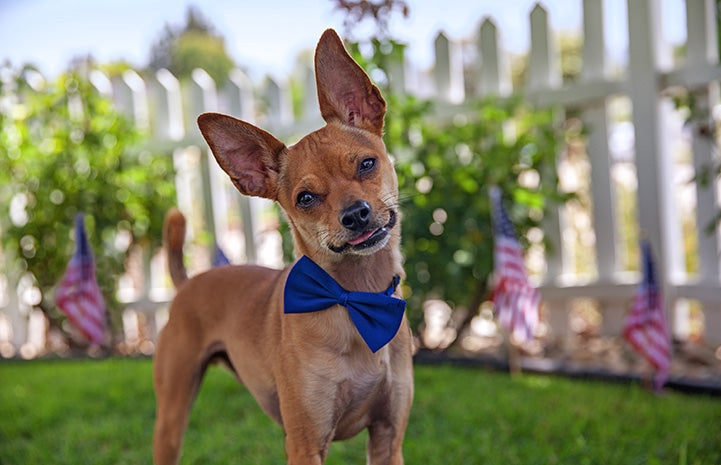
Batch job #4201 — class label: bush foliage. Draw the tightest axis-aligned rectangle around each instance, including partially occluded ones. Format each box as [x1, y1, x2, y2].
[0, 65, 175, 335]
[348, 40, 568, 328]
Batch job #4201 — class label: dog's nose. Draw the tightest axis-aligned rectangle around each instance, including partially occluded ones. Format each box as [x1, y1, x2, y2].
[340, 200, 371, 232]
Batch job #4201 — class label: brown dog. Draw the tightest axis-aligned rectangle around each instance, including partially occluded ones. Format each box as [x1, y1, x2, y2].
[153, 29, 413, 465]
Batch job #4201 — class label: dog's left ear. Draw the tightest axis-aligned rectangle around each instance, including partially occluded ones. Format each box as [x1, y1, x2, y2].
[314, 29, 386, 137]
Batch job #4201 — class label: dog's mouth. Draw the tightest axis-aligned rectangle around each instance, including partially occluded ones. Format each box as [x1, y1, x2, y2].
[328, 210, 396, 254]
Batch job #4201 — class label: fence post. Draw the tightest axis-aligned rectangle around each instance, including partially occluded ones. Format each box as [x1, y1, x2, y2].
[89, 70, 113, 97]
[686, 0, 721, 346]
[527, 4, 561, 92]
[526, 3, 569, 341]
[225, 69, 256, 121]
[265, 77, 293, 131]
[224, 69, 258, 263]
[386, 44, 407, 95]
[185, 69, 220, 242]
[581, 0, 616, 280]
[149, 69, 185, 142]
[527, 3, 563, 284]
[478, 18, 511, 97]
[687, 0, 720, 283]
[627, 0, 686, 335]
[580, 0, 625, 336]
[433, 32, 464, 103]
[300, 65, 319, 120]
[111, 70, 149, 130]
[5, 269, 24, 355]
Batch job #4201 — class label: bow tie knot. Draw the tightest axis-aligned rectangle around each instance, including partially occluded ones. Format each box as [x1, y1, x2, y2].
[284, 256, 406, 352]
[338, 290, 350, 308]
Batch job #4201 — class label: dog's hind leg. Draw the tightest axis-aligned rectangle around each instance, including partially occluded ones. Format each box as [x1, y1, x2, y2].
[152, 333, 208, 465]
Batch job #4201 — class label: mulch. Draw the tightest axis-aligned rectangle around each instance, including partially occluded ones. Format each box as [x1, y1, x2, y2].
[414, 335, 721, 396]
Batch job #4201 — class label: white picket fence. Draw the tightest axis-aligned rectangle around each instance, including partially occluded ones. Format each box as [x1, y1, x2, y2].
[2, 0, 721, 359]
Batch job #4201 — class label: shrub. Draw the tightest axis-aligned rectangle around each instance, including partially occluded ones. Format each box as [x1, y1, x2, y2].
[0, 65, 176, 341]
[349, 41, 569, 331]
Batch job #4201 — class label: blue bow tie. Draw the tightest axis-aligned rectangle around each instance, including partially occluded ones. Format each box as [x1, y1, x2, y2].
[284, 256, 406, 352]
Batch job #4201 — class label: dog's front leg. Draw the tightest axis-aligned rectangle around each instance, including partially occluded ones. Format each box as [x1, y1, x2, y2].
[366, 341, 413, 465]
[284, 432, 329, 465]
[278, 371, 338, 465]
[366, 420, 407, 465]
[282, 407, 335, 465]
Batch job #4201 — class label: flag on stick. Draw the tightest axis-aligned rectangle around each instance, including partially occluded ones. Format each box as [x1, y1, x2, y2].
[490, 187, 540, 345]
[55, 214, 106, 345]
[212, 242, 231, 267]
[623, 240, 672, 390]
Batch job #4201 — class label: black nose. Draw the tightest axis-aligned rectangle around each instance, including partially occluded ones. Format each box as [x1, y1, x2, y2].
[340, 200, 371, 232]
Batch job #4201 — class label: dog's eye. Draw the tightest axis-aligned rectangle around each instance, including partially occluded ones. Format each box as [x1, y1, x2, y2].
[296, 191, 317, 208]
[358, 158, 376, 175]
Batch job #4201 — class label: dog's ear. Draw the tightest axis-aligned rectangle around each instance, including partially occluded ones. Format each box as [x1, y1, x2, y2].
[197, 113, 286, 200]
[314, 29, 386, 137]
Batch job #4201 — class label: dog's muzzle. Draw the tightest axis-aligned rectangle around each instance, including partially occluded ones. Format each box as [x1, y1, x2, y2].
[328, 209, 396, 254]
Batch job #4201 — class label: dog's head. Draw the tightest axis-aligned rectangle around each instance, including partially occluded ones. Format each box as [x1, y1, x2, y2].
[198, 29, 399, 262]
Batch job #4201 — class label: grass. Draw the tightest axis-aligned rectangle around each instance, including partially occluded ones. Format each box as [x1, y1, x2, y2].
[0, 358, 719, 464]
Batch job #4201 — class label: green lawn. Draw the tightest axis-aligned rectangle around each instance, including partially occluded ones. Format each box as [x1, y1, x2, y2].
[0, 358, 719, 464]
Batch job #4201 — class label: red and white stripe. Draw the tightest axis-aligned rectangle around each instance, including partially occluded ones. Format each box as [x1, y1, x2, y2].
[55, 215, 106, 345]
[491, 187, 540, 344]
[622, 242, 672, 389]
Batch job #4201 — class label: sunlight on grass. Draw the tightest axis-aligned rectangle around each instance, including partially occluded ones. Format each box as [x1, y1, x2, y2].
[0, 358, 719, 464]
[519, 375, 552, 390]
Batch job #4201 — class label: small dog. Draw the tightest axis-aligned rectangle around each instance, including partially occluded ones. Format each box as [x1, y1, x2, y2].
[153, 29, 413, 465]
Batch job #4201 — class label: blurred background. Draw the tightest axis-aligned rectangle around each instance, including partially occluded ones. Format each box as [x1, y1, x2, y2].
[1, 0, 720, 387]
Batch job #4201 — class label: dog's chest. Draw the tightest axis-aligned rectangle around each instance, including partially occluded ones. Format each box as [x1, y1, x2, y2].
[344, 349, 390, 396]
[331, 349, 392, 434]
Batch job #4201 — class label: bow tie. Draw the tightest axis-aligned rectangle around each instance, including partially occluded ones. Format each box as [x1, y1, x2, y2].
[284, 256, 406, 352]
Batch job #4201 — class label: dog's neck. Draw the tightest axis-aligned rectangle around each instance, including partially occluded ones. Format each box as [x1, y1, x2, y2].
[329, 247, 401, 293]
[296, 236, 403, 294]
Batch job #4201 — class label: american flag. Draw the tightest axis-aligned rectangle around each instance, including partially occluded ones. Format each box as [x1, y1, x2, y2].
[212, 242, 231, 267]
[54, 214, 106, 345]
[490, 186, 540, 344]
[623, 240, 672, 390]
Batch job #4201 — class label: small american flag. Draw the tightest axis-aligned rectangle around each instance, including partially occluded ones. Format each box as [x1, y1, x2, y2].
[490, 187, 540, 344]
[623, 240, 672, 390]
[212, 242, 231, 267]
[55, 214, 106, 345]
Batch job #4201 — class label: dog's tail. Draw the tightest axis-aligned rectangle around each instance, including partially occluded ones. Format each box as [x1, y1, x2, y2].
[163, 208, 188, 288]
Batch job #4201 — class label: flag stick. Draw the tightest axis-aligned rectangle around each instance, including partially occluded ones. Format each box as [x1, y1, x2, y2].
[508, 338, 522, 376]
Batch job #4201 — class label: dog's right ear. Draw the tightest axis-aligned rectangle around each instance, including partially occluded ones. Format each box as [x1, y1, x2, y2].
[197, 113, 286, 200]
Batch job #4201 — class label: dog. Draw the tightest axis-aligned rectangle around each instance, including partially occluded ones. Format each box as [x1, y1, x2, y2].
[153, 29, 413, 465]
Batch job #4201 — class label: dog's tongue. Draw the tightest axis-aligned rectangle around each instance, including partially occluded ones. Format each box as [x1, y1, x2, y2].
[347, 229, 375, 246]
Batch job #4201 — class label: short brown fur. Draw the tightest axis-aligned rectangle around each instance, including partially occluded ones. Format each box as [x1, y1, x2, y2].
[162, 208, 188, 287]
[153, 29, 413, 465]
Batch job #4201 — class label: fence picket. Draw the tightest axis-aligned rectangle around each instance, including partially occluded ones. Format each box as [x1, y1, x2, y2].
[226, 69, 257, 121]
[581, 0, 617, 281]
[686, 0, 718, 66]
[527, 4, 560, 91]
[686, 0, 721, 287]
[478, 18, 510, 97]
[433, 31, 464, 103]
[149, 69, 184, 142]
[264, 77, 293, 131]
